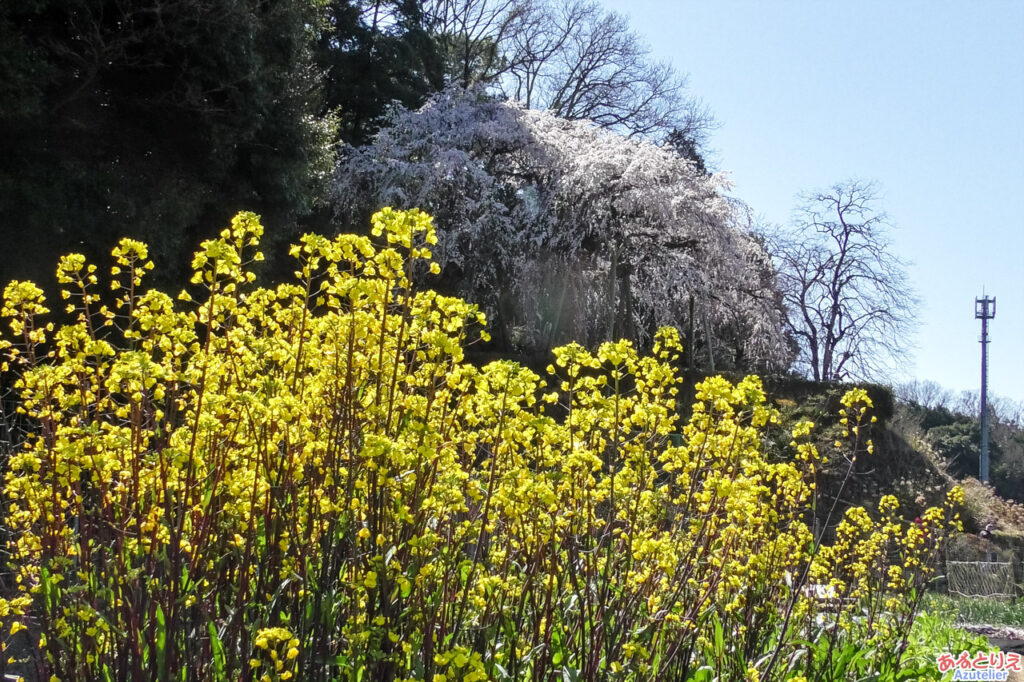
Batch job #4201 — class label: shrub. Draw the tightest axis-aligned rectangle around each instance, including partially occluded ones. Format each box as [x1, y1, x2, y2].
[0, 210, 961, 681]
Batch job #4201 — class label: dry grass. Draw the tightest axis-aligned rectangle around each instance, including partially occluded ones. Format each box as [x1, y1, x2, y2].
[959, 477, 1024, 533]
[892, 406, 1024, 537]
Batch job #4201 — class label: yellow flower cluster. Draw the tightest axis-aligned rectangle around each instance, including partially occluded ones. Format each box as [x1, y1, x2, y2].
[250, 627, 300, 681]
[0, 209, 961, 681]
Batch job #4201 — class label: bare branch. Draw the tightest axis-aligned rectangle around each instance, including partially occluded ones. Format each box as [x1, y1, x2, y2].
[766, 180, 918, 382]
[424, 0, 713, 141]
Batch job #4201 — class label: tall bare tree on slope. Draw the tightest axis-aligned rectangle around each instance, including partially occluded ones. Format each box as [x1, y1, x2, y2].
[422, 0, 711, 142]
[770, 180, 917, 382]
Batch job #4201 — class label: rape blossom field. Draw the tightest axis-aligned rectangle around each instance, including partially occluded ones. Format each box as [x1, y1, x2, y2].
[0, 209, 966, 680]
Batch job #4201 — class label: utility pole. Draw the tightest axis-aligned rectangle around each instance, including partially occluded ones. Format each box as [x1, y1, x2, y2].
[975, 295, 996, 484]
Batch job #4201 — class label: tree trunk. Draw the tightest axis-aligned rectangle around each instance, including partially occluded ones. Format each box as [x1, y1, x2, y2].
[704, 299, 715, 373]
[605, 243, 618, 342]
[686, 294, 696, 373]
[619, 261, 635, 343]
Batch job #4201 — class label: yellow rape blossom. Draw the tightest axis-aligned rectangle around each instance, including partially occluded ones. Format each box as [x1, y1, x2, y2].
[0, 209, 960, 681]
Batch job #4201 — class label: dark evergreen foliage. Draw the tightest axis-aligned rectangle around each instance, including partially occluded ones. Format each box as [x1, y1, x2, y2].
[0, 0, 332, 286]
[315, 0, 445, 146]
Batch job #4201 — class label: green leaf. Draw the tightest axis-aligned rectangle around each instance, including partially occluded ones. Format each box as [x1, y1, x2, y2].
[208, 622, 226, 677]
[155, 603, 167, 680]
[690, 667, 714, 681]
[712, 614, 725, 655]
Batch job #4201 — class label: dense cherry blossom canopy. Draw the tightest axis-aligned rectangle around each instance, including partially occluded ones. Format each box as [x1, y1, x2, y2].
[332, 89, 789, 371]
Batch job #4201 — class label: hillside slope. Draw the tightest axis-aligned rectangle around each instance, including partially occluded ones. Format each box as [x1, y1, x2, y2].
[752, 375, 1024, 557]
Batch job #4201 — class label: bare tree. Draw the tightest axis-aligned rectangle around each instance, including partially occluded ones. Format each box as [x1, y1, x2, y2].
[422, 0, 532, 88]
[422, 0, 712, 142]
[894, 379, 954, 410]
[769, 180, 917, 382]
[522, 1, 703, 139]
[501, 0, 586, 107]
[945, 390, 979, 417]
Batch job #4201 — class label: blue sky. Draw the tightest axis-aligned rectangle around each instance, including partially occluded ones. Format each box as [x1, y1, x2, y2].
[612, 0, 1024, 402]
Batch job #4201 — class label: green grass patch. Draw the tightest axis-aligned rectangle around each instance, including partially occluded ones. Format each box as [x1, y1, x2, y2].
[902, 596, 993, 680]
[924, 593, 1024, 627]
